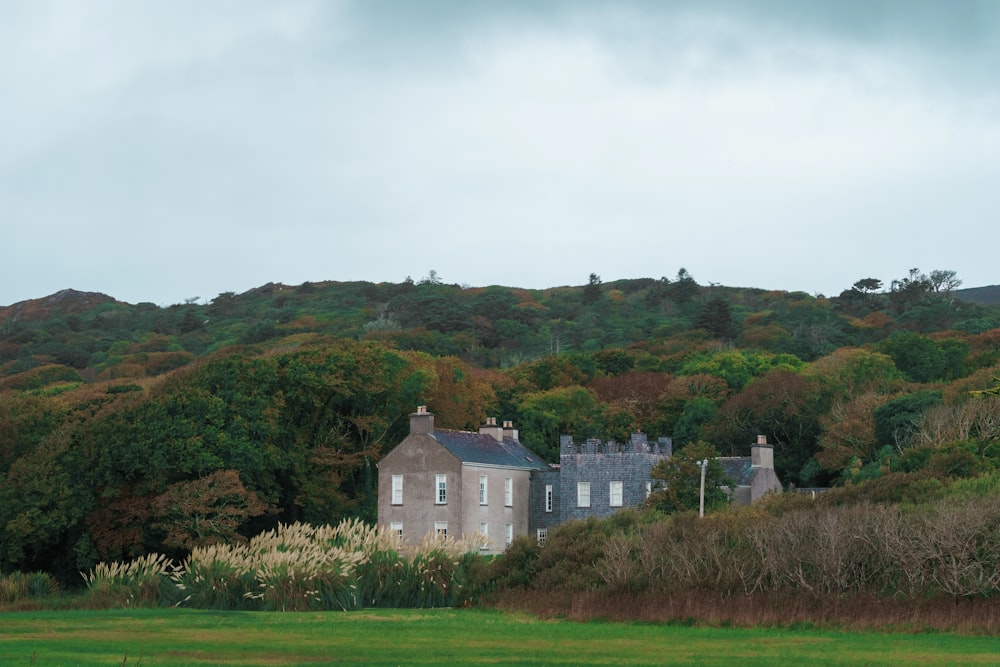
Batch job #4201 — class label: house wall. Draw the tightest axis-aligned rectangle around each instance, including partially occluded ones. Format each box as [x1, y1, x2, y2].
[377, 433, 463, 545]
[528, 468, 561, 536]
[460, 464, 532, 554]
[749, 467, 782, 502]
[555, 434, 670, 523]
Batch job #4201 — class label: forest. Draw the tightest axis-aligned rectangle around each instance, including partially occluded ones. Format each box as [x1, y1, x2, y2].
[2, 267, 1000, 585]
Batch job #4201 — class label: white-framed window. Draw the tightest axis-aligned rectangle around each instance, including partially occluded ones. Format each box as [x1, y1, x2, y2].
[545, 484, 553, 513]
[645, 481, 653, 499]
[609, 481, 623, 507]
[505, 523, 513, 547]
[480, 475, 488, 505]
[434, 521, 448, 539]
[391, 475, 403, 505]
[436, 474, 447, 504]
[479, 522, 490, 550]
[577, 482, 591, 508]
[504, 476, 513, 507]
[390, 522, 403, 538]
[537, 528, 548, 545]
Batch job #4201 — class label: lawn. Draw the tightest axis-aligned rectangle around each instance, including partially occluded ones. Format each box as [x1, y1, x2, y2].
[1, 608, 998, 666]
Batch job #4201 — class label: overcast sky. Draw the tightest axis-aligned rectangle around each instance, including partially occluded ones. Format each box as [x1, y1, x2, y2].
[2, 0, 998, 307]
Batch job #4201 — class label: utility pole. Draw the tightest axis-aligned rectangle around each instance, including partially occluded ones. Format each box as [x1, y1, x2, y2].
[697, 459, 708, 518]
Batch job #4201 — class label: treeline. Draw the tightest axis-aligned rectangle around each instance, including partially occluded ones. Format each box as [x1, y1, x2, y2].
[0, 341, 500, 582]
[3, 268, 998, 389]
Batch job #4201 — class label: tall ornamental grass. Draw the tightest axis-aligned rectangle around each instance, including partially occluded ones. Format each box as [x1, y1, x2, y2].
[82, 519, 487, 610]
[80, 553, 174, 608]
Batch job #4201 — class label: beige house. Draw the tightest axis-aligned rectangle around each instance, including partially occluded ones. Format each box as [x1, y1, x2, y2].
[377, 407, 551, 554]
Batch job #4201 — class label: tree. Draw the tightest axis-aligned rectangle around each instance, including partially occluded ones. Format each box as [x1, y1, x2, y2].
[706, 369, 827, 486]
[889, 268, 933, 313]
[151, 470, 270, 552]
[672, 397, 718, 449]
[583, 273, 602, 305]
[516, 386, 616, 461]
[668, 268, 699, 305]
[646, 441, 730, 515]
[880, 331, 967, 383]
[852, 278, 883, 295]
[873, 390, 943, 452]
[694, 297, 737, 341]
[929, 269, 962, 295]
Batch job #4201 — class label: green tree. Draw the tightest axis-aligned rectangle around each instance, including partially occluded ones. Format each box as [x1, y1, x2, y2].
[583, 273, 602, 305]
[517, 386, 612, 461]
[874, 390, 943, 451]
[672, 397, 718, 448]
[667, 268, 699, 305]
[694, 296, 737, 341]
[646, 441, 730, 515]
[880, 331, 967, 383]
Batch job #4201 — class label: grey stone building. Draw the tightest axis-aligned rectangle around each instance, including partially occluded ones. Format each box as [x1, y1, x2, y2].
[527, 432, 672, 543]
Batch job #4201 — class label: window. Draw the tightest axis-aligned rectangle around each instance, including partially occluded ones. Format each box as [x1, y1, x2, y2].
[479, 475, 488, 505]
[504, 476, 513, 507]
[645, 481, 653, 499]
[391, 475, 403, 505]
[390, 522, 403, 538]
[434, 521, 448, 539]
[537, 528, 548, 545]
[436, 474, 447, 504]
[545, 484, 553, 513]
[609, 481, 623, 507]
[505, 523, 513, 547]
[479, 522, 490, 550]
[577, 482, 591, 508]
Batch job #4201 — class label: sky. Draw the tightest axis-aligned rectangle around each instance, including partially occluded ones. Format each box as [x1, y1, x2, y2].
[2, 0, 999, 307]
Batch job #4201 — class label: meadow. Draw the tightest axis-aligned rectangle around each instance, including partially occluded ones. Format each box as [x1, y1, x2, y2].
[1, 608, 998, 666]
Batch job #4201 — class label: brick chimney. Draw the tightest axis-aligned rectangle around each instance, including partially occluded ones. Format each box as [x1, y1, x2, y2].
[751, 434, 774, 469]
[479, 416, 504, 441]
[502, 420, 519, 442]
[409, 405, 434, 435]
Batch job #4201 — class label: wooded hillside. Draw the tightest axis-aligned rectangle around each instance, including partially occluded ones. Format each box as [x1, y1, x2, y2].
[2, 268, 999, 581]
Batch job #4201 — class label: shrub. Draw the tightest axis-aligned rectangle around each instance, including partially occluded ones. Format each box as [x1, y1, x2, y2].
[532, 518, 615, 592]
[483, 535, 538, 592]
[26, 571, 57, 598]
[0, 572, 28, 604]
[82, 553, 174, 608]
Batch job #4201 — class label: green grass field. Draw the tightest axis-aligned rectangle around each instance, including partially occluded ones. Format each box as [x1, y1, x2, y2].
[1, 608, 998, 666]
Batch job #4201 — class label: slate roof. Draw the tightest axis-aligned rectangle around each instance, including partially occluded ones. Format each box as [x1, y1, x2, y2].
[432, 429, 551, 470]
[719, 457, 753, 486]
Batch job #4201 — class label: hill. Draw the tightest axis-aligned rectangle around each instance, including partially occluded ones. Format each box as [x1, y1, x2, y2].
[955, 284, 1000, 306]
[2, 269, 1000, 581]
